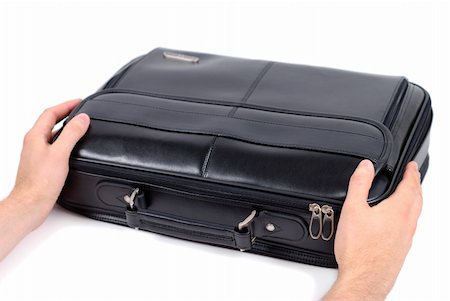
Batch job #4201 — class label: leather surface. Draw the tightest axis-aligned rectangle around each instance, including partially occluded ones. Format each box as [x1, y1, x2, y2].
[66, 47, 429, 203]
[58, 48, 432, 267]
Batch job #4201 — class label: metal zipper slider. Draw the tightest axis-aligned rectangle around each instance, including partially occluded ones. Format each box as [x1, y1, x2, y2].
[124, 188, 140, 210]
[308, 203, 323, 240]
[321, 205, 335, 241]
[163, 51, 200, 63]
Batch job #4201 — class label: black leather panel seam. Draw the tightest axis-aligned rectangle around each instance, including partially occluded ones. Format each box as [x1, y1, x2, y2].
[87, 116, 383, 161]
[201, 136, 219, 177]
[113, 48, 159, 88]
[92, 98, 382, 141]
[228, 61, 274, 117]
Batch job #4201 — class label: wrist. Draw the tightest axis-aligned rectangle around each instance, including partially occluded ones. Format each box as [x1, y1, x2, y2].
[323, 270, 389, 301]
[5, 191, 50, 233]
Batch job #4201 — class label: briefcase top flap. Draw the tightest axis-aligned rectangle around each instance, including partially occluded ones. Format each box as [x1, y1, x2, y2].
[67, 48, 415, 204]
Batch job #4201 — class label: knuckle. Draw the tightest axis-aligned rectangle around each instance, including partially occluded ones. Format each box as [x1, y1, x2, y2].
[42, 107, 56, 120]
[23, 130, 35, 145]
[42, 107, 52, 116]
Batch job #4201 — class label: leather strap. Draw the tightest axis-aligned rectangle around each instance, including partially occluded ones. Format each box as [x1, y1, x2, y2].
[125, 208, 307, 251]
[125, 209, 253, 251]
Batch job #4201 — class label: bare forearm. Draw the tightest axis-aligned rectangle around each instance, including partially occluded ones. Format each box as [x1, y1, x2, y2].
[0, 196, 44, 261]
[322, 273, 389, 301]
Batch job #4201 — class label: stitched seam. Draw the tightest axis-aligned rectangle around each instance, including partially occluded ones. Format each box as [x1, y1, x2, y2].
[88, 116, 382, 160]
[228, 61, 274, 117]
[381, 77, 405, 122]
[251, 245, 335, 265]
[89, 88, 391, 164]
[90, 88, 388, 132]
[242, 62, 274, 103]
[93, 98, 381, 141]
[252, 245, 334, 261]
[201, 136, 218, 177]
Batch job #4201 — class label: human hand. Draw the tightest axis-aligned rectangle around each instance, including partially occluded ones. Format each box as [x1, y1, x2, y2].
[6, 99, 90, 231]
[322, 160, 422, 301]
[0, 99, 90, 261]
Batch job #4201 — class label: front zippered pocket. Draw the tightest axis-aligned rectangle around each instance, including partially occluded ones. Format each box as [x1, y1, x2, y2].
[66, 161, 340, 242]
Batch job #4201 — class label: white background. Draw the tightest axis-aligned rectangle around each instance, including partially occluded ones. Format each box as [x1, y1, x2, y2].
[0, 0, 449, 300]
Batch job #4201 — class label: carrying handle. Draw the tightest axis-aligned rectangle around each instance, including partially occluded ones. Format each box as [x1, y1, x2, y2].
[123, 187, 256, 251]
[121, 186, 311, 251]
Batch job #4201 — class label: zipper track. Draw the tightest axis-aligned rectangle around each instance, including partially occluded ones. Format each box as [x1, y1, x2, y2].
[369, 85, 432, 204]
[384, 79, 409, 129]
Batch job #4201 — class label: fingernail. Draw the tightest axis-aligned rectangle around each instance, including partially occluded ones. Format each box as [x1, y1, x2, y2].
[359, 159, 373, 170]
[411, 161, 419, 171]
[75, 113, 90, 125]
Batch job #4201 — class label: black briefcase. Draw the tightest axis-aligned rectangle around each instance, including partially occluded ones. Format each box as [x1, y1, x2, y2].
[56, 48, 432, 268]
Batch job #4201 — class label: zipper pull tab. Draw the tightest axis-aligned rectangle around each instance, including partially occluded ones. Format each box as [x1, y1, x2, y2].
[309, 203, 323, 240]
[321, 205, 335, 241]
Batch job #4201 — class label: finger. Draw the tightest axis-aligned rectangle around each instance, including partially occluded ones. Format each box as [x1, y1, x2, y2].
[390, 162, 422, 207]
[32, 99, 82, 141]
[344, 159, 375, 209]
[52, 113, 90, 156]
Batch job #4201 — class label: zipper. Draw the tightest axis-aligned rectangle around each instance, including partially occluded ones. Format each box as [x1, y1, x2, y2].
[308, 203, 335, 240]
[384, 79, 409, 129]
[369, 85, 432, 205]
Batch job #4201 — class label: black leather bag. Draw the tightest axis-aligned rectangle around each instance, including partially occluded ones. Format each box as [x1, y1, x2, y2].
[57, 48, 432, 268]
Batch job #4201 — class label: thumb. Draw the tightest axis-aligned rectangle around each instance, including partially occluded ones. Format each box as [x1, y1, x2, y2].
[344, 159, 375, 209]
[53, 113, 90, 156]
